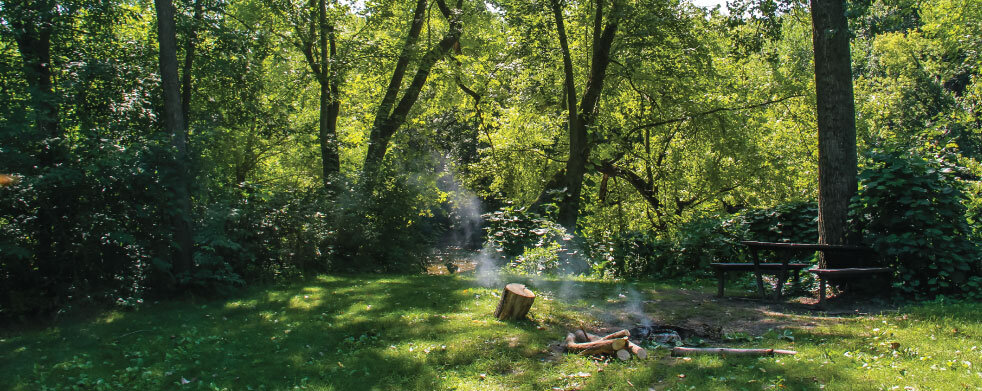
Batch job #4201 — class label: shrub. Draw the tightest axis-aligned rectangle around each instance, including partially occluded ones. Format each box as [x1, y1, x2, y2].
[851, 149, 982, 299]
[589, 201, 818, 279]
[483, 205, 590, 276]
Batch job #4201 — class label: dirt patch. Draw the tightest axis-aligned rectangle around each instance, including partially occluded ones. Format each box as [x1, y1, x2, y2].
[571, 285, 900, 340]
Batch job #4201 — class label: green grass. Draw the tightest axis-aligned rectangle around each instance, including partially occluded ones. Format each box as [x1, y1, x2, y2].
[1, 274, 980, 390]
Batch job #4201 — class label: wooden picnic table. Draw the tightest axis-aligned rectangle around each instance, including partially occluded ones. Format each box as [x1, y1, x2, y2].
[731, 241, 876, 300]
[712, 241, 892, 303]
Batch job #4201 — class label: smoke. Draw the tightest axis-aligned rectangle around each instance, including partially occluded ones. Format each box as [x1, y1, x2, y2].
[624, 285, 653, 328]
[432, 154, 503, 286]
[474, 246, 502, 287]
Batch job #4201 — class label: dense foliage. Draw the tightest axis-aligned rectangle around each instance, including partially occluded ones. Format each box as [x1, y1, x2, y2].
[2, 0, 981, 318]
[851, 149, 982, 299]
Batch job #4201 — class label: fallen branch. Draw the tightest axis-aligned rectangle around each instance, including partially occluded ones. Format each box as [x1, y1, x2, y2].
[671, 347, 796, 357]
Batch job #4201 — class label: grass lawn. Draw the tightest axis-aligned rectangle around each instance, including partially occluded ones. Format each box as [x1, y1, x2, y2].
[1, 274, 980, 390]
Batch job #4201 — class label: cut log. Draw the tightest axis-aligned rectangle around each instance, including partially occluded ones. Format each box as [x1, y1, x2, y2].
[568, 337, 628, 356]
[574, 329, 591, 343]
[601, 330, 630, 340]
[493, 283, 535, 320]
[627, 341, 648, 359]
[616, 349, 631, 361]
[579, 329, 629, 342]
[670, 347, 796, 357]
[564, 332, 577, 347]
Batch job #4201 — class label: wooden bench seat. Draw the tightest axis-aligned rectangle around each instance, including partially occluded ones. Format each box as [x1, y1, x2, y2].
[711, 263, 810, 271]
[711, 262, 810, 297]
[809, 268, 892, 304]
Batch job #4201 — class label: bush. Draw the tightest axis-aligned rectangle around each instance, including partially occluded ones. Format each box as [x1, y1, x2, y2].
[851, 149, 982, 299]
[483, 205, 590, 276]
[589, 201, 818, 279]
[588, 230, 673, 278]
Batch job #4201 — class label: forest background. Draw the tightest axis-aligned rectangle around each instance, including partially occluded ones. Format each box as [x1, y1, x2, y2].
[1, 0, 980, 320]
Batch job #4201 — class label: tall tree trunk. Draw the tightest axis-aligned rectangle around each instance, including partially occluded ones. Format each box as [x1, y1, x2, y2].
[810, 0, 857, 268]
[318, 0, 340, 186]
[155, 0, 195, 285]
[538, 0, 620, 231]
[296, 0, 341, 186]
[326, 23, 341, 179]
[363, 0, 463, 179]
[9, 0, 66, 300]
[180, 0, 204, 128]
[363, 0, 429, 177]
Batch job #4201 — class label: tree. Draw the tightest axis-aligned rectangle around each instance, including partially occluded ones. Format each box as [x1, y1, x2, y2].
[362, 0, 464, 180]
[532, 0, 622, 231]
[290, 0, 342, 187]
[155, 0, 196, 285]
[810, 0, 858, 268]
[4, 0, 67, 304]
[180, 0, 204, 126]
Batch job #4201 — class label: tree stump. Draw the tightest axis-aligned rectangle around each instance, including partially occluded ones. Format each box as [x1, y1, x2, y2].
[493, 283, 535, 320]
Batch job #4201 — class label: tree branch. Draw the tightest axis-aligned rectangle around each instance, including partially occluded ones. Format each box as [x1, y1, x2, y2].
[628, 94, 805, 135]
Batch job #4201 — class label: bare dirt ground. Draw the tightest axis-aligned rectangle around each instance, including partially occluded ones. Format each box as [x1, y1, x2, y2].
[426, 253, 899, 340]
[593, 287, 900, 340]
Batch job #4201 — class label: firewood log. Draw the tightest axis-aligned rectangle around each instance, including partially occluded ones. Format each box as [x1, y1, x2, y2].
[567, 337, 628, 356]
[670, 347, 796, 357]
[574, 329, 590, 343]
[580, 329, 629, 342]
[493, 283, 535, 320]
[616, 349, 631, 361]
[564, 333, 577, 347]
[627, 341, 648, 359]
[601, 330, 630, 340]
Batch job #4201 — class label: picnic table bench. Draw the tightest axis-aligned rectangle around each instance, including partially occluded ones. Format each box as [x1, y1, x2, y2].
[712, 241, 889, 302]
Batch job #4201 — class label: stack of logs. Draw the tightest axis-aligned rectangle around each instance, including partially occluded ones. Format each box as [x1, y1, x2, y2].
[564, 329, 648, 361]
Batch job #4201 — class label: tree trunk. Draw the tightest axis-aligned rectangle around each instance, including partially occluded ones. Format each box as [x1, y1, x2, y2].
[294, 0, 341, 187]
[493, 283, 535, 320]
[319, 80, 340, 184]
[9, 0, 66, 300]
[155, 0, 195, 284]
[810, 0, 858, 269]
[363, 0, 463, 179]
[180, 0, 203, 127]
[539, 0, 621, 231]
[318, 0, 340, 185]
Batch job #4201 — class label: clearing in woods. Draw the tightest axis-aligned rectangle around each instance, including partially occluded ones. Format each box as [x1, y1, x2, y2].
[1, 274, 979, 390]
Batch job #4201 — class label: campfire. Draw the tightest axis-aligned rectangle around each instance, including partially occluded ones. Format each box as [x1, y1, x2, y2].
[493, 282, 797, 360]
[563, 329, 648, 361]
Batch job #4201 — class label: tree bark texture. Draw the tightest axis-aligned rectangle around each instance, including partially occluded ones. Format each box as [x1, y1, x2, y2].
[810, 0, 858, 268]
[156, 0, 196, 282]
[317, 0, 340, 184]
[363, 0, 463, 179]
